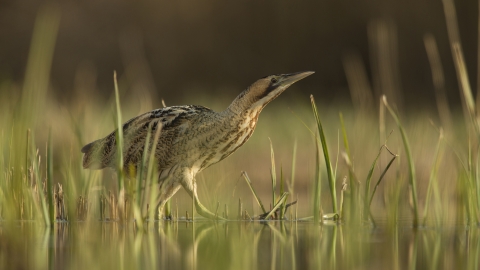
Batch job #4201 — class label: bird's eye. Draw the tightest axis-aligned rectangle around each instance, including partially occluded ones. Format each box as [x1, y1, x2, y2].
[271, 78, 278, 84]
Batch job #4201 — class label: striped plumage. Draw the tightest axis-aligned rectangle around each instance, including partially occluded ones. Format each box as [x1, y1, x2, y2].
[81, 71, 314, 219]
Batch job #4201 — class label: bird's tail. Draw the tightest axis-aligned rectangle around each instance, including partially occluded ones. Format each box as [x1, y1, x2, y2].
[81, 139, 108, 169]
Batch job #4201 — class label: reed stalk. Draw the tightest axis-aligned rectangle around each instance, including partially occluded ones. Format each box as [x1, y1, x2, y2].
[311, 95, 337, 214]
[269, 138, 277, 207]
[113, 71, 125, 192]
[383, 96, 419, 226]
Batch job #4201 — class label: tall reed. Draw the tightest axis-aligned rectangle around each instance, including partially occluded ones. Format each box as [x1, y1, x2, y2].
[383, 96, 419, 226]
[310, 95, 337, 215]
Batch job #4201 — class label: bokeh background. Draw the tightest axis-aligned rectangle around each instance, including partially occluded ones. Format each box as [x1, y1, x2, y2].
[0, 0, 478, 218]
[0, 0, 476, 106]
[2, 2, 480, 269]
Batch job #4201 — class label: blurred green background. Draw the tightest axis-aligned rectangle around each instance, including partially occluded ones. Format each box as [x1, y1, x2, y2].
[0, 0, 476, 106]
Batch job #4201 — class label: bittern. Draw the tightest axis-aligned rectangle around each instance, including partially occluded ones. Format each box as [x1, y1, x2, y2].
[81, 71, 314, 220]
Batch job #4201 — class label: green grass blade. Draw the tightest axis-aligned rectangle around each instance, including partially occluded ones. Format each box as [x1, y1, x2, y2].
[339, 113, 351, 158]
[137, 124, 152, 208]
[422, 130, 443, 226]
[339, 177, 347, 219]
[314, 133, 322, 223]
[26, 129, 30, 182]
[334, 130, 340, 181]
[477, 144, 480, 222]
[451, 44, 478, 132]
[280, 167, 286, 219]
[290, 139, 297, 194]
[269, 138, 277, 206]
[147, 126, 162, 221]
[30, 140, 50, 225]
[363, 147, 382, 221]
[311, 95, 337, 214]
[466, 140, 478, 224]
[383, 96, 419, 226]
[340, 112, 360, 222]
[47, 129, 54, 224]
[132, 123, 153, 227]
[113, 71, 125, 192]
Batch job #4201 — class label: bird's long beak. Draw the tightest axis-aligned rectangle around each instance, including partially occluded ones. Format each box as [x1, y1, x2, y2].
[278, 71, 315, 87]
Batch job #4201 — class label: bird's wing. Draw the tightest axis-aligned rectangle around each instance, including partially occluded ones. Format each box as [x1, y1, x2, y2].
[123, 105, 209, 141]
[123, 105, 217, 168]
[81, 105, 212, 169]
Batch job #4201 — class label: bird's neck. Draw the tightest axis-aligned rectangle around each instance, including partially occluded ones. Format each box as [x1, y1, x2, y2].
[220, 86, 268, 133]
[221, 102, 262, 135]
[225, 87, 258, 115]
[194, 98, 262, 172]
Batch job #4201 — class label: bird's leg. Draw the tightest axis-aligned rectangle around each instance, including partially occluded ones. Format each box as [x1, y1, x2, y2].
[194, 197, 222, 220]
[155, 184, 181, 220]
[181, 179, 226, 220]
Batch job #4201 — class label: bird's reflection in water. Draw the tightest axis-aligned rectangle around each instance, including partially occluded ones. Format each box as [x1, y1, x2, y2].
[4, 220, 480, 270]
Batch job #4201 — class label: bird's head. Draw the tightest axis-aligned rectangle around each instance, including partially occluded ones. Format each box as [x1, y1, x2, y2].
[229, 71, 315, 113]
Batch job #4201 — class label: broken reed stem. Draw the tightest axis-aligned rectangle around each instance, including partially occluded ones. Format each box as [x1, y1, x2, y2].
[363, 146, 383, 221]
[369, 153, 397, 208]
[242, 171, 267, 213]
[383, 96, 419, 226]
[263, 192, 289, 220]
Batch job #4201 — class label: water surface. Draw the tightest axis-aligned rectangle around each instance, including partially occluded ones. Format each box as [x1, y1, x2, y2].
[1, 220, 479, 269]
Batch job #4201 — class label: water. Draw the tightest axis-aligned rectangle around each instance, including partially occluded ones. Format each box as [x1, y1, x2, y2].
[1, 220, 479, 269]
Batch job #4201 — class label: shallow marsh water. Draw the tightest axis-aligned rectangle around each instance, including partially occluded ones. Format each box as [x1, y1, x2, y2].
[1, 220, 479, 270]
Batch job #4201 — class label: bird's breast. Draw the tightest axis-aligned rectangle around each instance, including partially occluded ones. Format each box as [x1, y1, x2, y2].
[196, 109, 260, 171]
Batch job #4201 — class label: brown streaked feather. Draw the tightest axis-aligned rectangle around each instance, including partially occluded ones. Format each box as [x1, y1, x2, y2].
[81, 105, 210, 171]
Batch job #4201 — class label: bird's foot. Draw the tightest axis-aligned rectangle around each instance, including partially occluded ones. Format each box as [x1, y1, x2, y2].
[194, 200, 227, 221]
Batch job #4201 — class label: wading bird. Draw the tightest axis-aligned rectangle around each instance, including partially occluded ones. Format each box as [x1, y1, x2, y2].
[81, 71, 314, 219]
